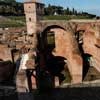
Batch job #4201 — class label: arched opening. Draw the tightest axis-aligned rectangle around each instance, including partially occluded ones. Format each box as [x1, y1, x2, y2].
[83, 54, 100, 81]
[75, 30, 87, 80]
[82, 53, 92, 80]
[29, 17, 32, 22]
[82, 30, 100, 82]
[39, 25, 66, 51]
[75, 30, 100, 81]
[37, 25, 72, 88]
[75, 30, 85, 55]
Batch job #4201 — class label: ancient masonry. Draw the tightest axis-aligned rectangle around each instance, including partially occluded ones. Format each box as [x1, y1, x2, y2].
[15, 0, 100, 92]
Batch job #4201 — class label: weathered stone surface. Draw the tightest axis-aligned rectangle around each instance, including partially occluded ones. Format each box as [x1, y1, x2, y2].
[1, 0, 100, 92]
[0, 44, 12, 61]
[22, 0, 100, 90]
[83, 31, 100, 72]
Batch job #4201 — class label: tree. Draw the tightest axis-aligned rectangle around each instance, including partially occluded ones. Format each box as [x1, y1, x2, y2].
[0, 0, 24, 16]
[64, 7, 70, 15]
[0, 0, 16, 3]
[45, 4, 55, 15]
[72, 8, 75, 15]
[74, 10, 77, 15]
[56, 6, 63, 15]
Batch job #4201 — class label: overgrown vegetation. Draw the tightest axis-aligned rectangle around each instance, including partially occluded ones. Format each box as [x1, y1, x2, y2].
[0, 0, 24, 16]
[0, 16, 25, 28]
[0, 1, 99, 27]
[0, 19, 25, 28]
[8, 16, 25, 22]
[43, 15, 91, 20]
[44, 4, 97, 19]
[0, 0, 97, 18]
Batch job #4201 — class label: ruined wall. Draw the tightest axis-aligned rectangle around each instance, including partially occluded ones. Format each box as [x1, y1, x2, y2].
[83, 29, 100, 72]
[0, 45, 12, 61]
[46, 28, 83, 83]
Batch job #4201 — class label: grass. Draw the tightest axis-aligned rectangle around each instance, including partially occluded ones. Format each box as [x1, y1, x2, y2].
[0, 16, 26, 28]
[0, 20, 24, 28]
[8, 16, 26, 22]
[5, 15, 92, 22]
[0, 15, 92, 28]
[0, 20, 25, 28]
[43, 15, 70, 20]
[43, 15, 92, 20]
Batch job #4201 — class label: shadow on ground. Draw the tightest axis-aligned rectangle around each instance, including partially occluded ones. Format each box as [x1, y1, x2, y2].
[1, 87, 100, 100]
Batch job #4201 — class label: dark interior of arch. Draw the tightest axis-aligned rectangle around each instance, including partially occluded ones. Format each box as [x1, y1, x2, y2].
[37, 25, 66, 51]
[36, 25, 71, 87]
[83, 53, 92, 80]
[74, 30, 92, 80]
[42, 25, 66, 37]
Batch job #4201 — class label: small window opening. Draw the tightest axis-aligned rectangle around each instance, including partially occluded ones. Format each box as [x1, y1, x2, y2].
[29, 18, 31, 22]
[47, 31, 55, 48]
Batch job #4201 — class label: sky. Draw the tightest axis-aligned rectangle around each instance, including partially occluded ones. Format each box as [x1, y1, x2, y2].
[17, 0, 100, 16]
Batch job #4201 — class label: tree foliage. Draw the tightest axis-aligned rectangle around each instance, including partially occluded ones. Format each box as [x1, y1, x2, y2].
[44, 4, 64, 15]
[0, 1, 96, 19]
[0, 0, 24, 16]
[0, 0, 16, 3]
[44, 4, 96, 18]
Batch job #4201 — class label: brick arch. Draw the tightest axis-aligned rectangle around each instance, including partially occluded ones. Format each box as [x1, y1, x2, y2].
[76, 23, 95, 33]
[39, 25, 83, 84]
[39, 21, 71, 32]
[41, 25, 66, 37]
[39, 25, 72, 84]
[40, 25, 68, 52]
[83, 30, 100, 72]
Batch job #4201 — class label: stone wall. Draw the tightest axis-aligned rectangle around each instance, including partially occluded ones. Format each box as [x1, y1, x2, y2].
[83, 29, 100, 72]
[0, 44, 12, 61]
[43, 27, 83, 83]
